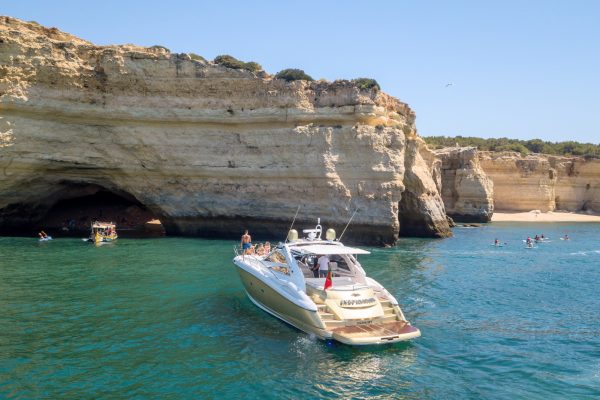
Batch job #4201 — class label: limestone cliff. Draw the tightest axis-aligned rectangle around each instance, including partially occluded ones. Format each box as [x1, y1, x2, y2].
[0, 17, 451, 243]
[433, 147, 494, 222]
[479, 152, 600, 213]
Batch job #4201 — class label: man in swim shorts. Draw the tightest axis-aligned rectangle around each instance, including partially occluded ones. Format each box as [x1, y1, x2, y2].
[241, 230, 252, 254]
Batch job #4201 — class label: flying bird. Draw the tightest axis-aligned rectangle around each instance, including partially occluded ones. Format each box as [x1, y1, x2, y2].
[445, 83, 453, 87]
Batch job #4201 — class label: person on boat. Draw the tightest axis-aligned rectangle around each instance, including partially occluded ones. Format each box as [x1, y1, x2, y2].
[309, 256, 320, 278]
[527, 242, 534, 248]
[564, 234, 570, 240]
[317, 254, 330, 278]
[241, 230, 252, 254]
[534, 234, 540, 241]
[526, 236, 532, 245]
[541, 233, 545, 239]
[256, 243, 265, 256]
[264, 241, 271, 254]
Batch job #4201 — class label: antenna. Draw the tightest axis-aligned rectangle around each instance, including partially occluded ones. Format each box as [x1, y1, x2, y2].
[338, 208, 359, 241]
[285, 205, 301, 243]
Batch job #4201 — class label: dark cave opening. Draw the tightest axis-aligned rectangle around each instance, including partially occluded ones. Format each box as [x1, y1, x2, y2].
[42, 189, 164, 238]
[0, 184, 165, 238]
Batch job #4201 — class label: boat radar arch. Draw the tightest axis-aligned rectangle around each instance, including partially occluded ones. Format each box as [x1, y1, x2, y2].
[303, 218, 322, 240]
[325, 228, 336, 241]
[287, 229, 298, 242]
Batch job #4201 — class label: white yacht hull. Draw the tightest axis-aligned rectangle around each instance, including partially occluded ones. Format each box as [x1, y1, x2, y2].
[235, 266, 330, 338]
[234, 262, 421, 345]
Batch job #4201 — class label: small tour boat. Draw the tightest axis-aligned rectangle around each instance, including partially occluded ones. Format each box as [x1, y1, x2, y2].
[86, 221, 118, 244]
[232, 219, 421, 345]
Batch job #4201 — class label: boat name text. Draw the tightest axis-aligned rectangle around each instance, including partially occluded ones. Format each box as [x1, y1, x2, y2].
[340, 297, 376, 307]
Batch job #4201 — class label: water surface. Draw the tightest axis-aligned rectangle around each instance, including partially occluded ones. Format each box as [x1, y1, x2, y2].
[1, 223, 599, 399]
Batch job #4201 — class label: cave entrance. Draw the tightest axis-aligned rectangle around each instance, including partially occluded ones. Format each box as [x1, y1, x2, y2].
[37, 184, 165, 238]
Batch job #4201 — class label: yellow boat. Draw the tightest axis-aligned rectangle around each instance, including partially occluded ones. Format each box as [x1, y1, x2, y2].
[86, 221, 118, 244]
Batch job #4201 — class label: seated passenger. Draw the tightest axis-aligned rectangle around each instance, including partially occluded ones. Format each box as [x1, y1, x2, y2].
[264, 241, 271, 254]
[256, 243, 265, 256]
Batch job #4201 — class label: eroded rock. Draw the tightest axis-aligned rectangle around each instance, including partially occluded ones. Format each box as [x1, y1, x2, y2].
[434, 147, 494, 222]
[0, 17, 451, 244]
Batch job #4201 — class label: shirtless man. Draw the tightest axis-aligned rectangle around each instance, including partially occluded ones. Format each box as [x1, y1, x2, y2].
[241, 230, 252, 254]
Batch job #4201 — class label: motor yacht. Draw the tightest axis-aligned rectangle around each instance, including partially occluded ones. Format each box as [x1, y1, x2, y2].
[232, 219, 420, 345]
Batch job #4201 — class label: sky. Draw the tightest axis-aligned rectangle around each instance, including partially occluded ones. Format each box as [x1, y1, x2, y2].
[3, 0, 599, 143]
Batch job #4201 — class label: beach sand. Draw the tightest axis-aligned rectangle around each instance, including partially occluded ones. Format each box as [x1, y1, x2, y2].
[492, 210, 600, 222]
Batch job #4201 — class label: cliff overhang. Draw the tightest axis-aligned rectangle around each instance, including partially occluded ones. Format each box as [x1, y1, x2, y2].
[0, 16, 451, 244]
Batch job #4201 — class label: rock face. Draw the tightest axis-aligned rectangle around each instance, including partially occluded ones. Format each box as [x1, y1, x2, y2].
[0, 17, 451, 244]
[399, 137, 452, 236]
[433, 147, 494, 222]
[479, 152, 600, 213]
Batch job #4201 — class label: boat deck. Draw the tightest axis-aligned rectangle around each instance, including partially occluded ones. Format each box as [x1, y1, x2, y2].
[331, 321, 420, 345]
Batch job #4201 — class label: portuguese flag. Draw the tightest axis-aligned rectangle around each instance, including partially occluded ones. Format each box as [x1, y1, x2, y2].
[324, 269, 333, 290]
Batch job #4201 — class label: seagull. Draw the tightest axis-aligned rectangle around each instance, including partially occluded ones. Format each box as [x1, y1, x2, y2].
[445, 83, 453, 87]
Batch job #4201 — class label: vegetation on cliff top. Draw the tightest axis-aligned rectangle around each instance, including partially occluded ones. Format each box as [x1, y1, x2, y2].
[352, 78, 380, 91]
[274, 68, 314, 82]
[424, 136, 600, 159]
[214, 55, 262, 72]
[189, 53, 207, 62]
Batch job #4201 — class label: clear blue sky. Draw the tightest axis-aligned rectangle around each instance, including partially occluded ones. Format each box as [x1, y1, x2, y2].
[3, 1, 599, 143]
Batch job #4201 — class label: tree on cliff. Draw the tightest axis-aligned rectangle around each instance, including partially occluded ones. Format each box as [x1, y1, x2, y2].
[424, 136, 600, 159]
[274, 69, 314, 82]
[213, 55, 262, 72]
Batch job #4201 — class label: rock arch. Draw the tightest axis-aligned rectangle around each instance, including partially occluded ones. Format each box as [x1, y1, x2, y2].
[0, 179, 165, 237]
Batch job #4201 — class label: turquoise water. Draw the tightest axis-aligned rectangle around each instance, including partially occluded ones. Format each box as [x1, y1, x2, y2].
[1, 223, 599, 399]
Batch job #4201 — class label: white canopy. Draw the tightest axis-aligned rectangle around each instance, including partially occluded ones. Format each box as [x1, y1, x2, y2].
[290, 243, 370, 255]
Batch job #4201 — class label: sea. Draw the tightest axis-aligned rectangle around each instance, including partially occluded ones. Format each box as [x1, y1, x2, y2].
[1, 222, 599, 399]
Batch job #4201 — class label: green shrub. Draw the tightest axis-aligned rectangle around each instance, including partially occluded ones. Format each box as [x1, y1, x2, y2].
[352, 78, 380, 91]
[213, 55, 262, 72]
[243, 61, 262, 72]
[274, 68, 314, 82]
[189, 53, 207, 62]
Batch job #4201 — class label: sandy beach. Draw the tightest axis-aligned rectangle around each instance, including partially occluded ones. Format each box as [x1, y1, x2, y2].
[492, 210, 600, 222]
